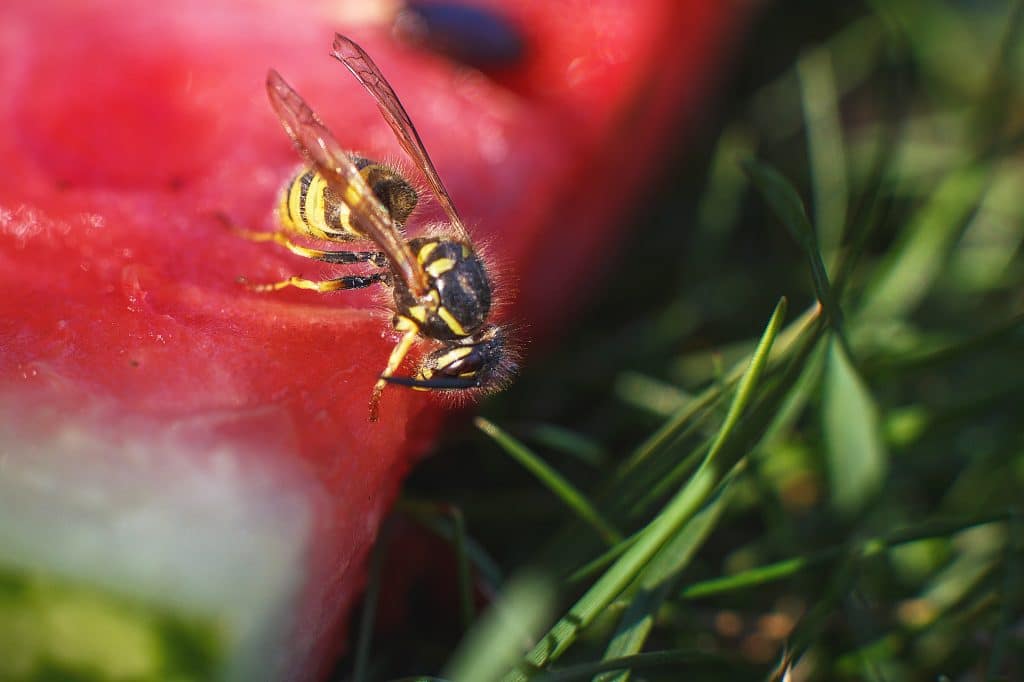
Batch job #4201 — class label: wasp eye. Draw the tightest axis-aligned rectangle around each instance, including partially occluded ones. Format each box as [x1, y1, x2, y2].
[425, 345, 478, 378]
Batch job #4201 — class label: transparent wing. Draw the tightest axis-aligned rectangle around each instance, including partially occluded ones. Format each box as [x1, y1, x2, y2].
[266, 69, 428, 295]
[331, 33, 469, 239]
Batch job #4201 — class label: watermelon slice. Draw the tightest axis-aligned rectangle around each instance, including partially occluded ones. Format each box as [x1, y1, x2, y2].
[0, 1, 746, 678]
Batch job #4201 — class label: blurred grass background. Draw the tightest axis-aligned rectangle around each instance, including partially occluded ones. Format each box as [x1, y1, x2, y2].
[345, 1, 1024, 680]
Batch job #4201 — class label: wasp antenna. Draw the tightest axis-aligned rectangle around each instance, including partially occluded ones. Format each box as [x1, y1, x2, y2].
[383, 375, 479, 390]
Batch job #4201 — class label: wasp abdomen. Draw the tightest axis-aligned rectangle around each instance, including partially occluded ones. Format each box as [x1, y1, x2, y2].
[277, 159, 417, 242]
[358, 161, 418, 226]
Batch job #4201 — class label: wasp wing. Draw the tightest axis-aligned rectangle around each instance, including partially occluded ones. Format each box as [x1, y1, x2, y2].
[266, 69, 429, 295]
[331, 33, 469, 240]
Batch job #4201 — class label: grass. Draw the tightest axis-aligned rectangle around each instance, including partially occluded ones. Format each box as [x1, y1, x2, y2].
[0, 565, 223, 681]
[343, 1, 1024, 680]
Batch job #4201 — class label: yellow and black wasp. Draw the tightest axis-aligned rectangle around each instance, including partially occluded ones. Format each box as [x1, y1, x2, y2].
[236, 33, 514, 421]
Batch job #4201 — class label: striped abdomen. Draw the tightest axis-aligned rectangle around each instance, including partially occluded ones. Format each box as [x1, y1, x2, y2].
[277, 157, 418, 241]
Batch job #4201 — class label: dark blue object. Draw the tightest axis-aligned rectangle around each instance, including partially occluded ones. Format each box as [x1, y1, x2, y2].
[397, 2, 526, 69]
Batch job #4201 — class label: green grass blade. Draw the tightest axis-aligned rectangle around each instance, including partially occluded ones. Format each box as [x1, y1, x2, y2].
[399, 504, 481, 630]
[857, 162, 989, 321]
[476, 418, 623, 546]
[566, 532, 640, 586]
[522, 422, 608, 468]
[782, 547, 864, 673]
[612, 302, 824, 521]
[504, 299, 787, 680]
[611, 379, 719, 484]
[694, 124, 756, 253]
[867, 0, 987, 92]
[823, 336, 888, 513]
[743, 160, 843, 333]
[398, 498, 505, 594]
[595, 474, 739, 682]
[707, 298, 788, 467]
[451, 507, 475, 630]
[444, 573, 556, 682]
[626, 442, 709, 521]
[614, 300, 821, 487]
[680, 512, 1011, 599]
[614, 371, 690, 417]
[593, 584, 670, 682]
[830, 114, 903, 302]
[864, 311, 1024, 375]
[528, 650, 752, 682]
[969, 0, 1024, 137]
[987, 510, 1021, 681]
[682, 554, 822, 600]
[799, 45, 848, 268]
[949, 162, 1024, 293]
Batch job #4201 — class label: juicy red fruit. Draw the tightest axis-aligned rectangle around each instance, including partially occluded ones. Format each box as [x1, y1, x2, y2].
[0, 1, 746, 679]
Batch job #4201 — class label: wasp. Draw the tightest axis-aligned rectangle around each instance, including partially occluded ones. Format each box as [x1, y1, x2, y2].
[236, 33, 514, 421]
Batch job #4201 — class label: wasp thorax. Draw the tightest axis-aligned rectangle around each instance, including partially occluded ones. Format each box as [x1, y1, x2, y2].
[348, 158, 419, 226]
[393, 237, 492, 342]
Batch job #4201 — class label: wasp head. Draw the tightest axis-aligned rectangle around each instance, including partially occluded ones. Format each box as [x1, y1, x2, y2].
[384, 326, 513, 393]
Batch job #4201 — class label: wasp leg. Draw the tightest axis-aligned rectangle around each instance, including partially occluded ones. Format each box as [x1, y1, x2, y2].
[242, 271, 389, 293]
[369, 328, 419, 422]
[227, 219, 386, 267]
